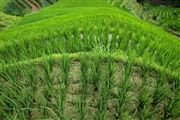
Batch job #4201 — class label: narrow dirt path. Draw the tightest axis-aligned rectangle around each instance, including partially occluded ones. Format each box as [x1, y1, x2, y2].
[26, 0, 40, 12]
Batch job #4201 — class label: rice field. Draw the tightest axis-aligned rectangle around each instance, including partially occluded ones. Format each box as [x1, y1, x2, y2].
[0, 0, 180, 120]
[144, 5, 180, 35]
[3, 0, 58, 16]
[109, 0, 180, 36]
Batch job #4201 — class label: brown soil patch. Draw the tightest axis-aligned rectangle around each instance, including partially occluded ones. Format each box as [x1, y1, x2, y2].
[26, 0, 40, 12]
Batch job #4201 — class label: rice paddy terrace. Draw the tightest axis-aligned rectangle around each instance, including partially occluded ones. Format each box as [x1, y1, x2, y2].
[143, 4, 180, 36]
[0, 0, 180, 120]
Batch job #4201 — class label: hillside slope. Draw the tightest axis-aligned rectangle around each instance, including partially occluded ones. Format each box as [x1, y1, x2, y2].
[0, 0, 180, 120]
[0, 0, 179, 73]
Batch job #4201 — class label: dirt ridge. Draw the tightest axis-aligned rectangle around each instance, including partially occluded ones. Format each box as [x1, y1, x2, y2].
[26, 0, 40, 12]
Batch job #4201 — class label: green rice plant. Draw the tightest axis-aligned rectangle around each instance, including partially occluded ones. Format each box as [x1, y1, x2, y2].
[19, 64, 37, 92]
[174, 75, 180, 95]
[0, 66, 34, 120]
[136, 52, 154, 119]
[97, 55, 115, 120]
[163, 74, 180, 119]
[91, 53, 102, 91]
[56, 54, 71, 119]
[41, 56, 54, 91]
[0, 0, 179, 119]
[78, 54, 90, 120]
[137, 87, 153, 120]
[163, 93, 180, 119]
[16, 65, 39, 119]
[0, 11, 179, 75]
[0, 69, 20, 119]
[60, 54, 71, 90]
[151, 70, 172, 119]
[106, 56, 116, 90]
[97, 79, 109, 120]
[152, 71, 169, 106]
[117, 52, 134, 119]
[18, 87, 34, 120]
[40, 56, 54, 116]
[0, 92, 22, 119]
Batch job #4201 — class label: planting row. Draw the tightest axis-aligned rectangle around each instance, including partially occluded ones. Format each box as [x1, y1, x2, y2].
[0, 53, 179, 119]
[107, 0, 180, 36]
[3, 0, 58, 16]
[0, 14, 179, 75]
[143, 4, 180, 36]
[148, 6, 180, 20]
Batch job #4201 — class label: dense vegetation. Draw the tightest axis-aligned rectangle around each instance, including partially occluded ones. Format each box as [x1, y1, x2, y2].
[109, 0, 180, 36]
[0, 0, 179, 119]
[145, 5, 180, 36]
[3, 0, 58, 16]
[138, 0, 180, 7]
[0, 12, 19, 31]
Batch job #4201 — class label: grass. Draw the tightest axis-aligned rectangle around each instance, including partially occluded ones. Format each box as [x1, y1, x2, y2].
[0, 0, 179, 119]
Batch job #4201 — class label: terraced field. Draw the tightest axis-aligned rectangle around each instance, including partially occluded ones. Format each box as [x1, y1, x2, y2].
[0, 0, 180, 120]
[109, 0, 180, 36]
[145, 5, 180, 36]
[3, 0, 58, 16]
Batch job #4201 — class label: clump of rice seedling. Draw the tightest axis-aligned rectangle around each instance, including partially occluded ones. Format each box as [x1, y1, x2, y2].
[152, 71, 169, 106]
[0, 66, 18, 83]
[40, 56, 54, 116]
[137, 53, 153, 119]
[56, 54, 71, 119]
[151, 67, 172, 119]
[0, 68, 21, 119]
[117, 52, 134, 119]
[20, 64, 37, 92]
[163, 93, 180, 119]
[78, 54, 90, 120]
[137, 87, 153, 119]
[91, 53, 102, 91]
[163, 74, 180, 119]
[0, 66, 34, 120]
[41, 56, 54, 91]
[97, 56, 115, 120]
[18, 65, 40, 119]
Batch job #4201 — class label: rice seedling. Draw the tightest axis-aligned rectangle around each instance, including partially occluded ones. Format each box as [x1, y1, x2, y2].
[97, 55, 115, 120]
[117, 52, 134, 119]
[56, 54, 71, 119]
[132, 51, 154, 119]
[0, 66, 35, 120]
[39, 56, 54, 116]
[163, 74, 180, 119]
[78, 54, 90, 120]
[41, 56, 54, 91]
[163, 92, 180, 119]
[152, 71, 169, 106]
[91, 53, 102, 91]
[19, 64, 37, 92]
